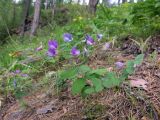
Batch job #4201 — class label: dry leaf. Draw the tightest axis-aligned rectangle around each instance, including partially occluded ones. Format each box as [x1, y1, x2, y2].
[129, 79, 148, 90]
[63, 107, 67, 114]
[106, 67, 113, 72]
[141, 116, 149, 120]
[36, 105, 56, 114]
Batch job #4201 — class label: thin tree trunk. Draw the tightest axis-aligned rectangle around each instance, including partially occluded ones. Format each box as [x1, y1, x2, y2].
[51, 0, 56, 16]
[137, 0, 144, 2]
[69, 0, 72, 4]
[88, 0, 99, 14]
[122, 0, 127, 3]
[103, 0, 110, 7]
[77, 0, 80, 4]
[30, 0, 41, 37]
[130, 0, 134, 3]
[44, 0, 48, 9]
[83, 0, 85, 5]
[12, 1, 16, 27]
[118, 0, 120, 5]
[20, 0, 31, 36]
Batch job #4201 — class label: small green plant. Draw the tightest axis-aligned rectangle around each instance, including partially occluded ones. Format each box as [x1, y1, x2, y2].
[130, 36, 151, 53]
[57, 54, 144, 96]
[148, 50, 158, 63]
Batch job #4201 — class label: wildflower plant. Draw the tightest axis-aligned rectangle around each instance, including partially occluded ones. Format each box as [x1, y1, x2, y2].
[1, 69, 31, 100]
[1, 29, 145, 100]
[57, 54, 144, 97]
[71, 47, 80, 56]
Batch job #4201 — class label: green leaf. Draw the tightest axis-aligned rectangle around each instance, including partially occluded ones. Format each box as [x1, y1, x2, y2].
[91, 78, 103, 92]
[84, 87, 95, 94]
[102, 72, 120, 88]
[89, 68, 107, 75]
[119, 69, 129, 81]
[59, 68, 78, 80]
[72, 78, 86, 94]
[14, 90, 27, 99]
[126, 60, 135, 74]
[134, 54, 144, 65]
[78, 65, 91, 74]
[155, 2, 160, 8]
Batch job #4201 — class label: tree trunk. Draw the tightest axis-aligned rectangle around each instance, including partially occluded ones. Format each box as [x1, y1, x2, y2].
[30, 0, 41, 37]
[130, 0, 134, 3]
[122, 0, 127, 3]
[118, 0, 120, 5]
[137, 0, 144, 2]
[56, 0, 63, 5]
[44, 0, 48, 9]
[69, 0, 72, 4]
[12, 1, 16, 27]
[77, 0, 80, 4]
[103, 0, 110, 7]
[88, 0, 99, 14]
[51, 0, 56, 16]
[83, 0, 85, 5]
[20, 0, 31, 36]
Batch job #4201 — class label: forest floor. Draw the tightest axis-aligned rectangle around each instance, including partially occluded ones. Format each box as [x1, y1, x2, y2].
[0, 36, 160, 120]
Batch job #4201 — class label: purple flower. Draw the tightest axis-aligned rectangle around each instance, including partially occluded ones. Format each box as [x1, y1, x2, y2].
[63, 33, 73, 42]
[85, 35, 95, 45]
[71, 47, 80, 56]
[21, 74, 29, 77]
[15, 70, 21, 74]
[97, 34, 103, 41]
[115, 62, 124, 69]
[13, 80, 17, 88]
[48, 40, 58, 49]
[102, 42, 110, 50]
[47, 48, 57, 57]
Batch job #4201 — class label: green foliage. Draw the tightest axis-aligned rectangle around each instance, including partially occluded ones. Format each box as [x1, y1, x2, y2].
[134, 54, 144, 65]
[72, 78, 86, 94]
[91, 78, 103, 92]
[88, 68, 106, 76]
[0, 0, 23, 43]
[102, 72, 120, 88]
[131, 0, 160, 37]
[126, 60, 135, 74]
[120, 54, 144, 81]
[57, 54, 144, 96]
[59, 68, 78, 80]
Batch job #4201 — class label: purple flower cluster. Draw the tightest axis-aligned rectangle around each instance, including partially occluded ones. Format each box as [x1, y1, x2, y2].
[97, 34, 103, 41]
[71, 47, 80, 56]
[115, 62, 125, 69]
[85, 35, 95, 45]
[45, 33, 108, 57]
[47, 40, 58, 57]
[11, 70, 29, 77]
[102, 42, 111, 50]
[13, 79, 17, 88]
[63, 33, 73, 42]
